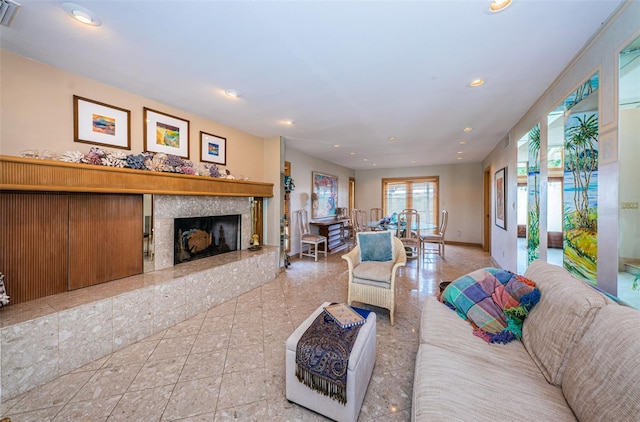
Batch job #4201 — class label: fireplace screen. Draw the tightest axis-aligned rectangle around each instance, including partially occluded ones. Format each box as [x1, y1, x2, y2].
[174, 214, 241, 265]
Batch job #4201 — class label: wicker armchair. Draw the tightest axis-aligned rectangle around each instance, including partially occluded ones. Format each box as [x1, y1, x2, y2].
[342, 235, 407, 325]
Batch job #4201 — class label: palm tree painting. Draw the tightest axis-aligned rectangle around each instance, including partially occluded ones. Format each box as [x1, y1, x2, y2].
[563, 74, 599, 282]
[527, 124, 541, 264]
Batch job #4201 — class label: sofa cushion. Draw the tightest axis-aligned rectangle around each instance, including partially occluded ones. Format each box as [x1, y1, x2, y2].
[352, 261, 395, 284]
[562, 304, 640, 422]
[419, 296, 548, 382]
[357, 231, 393, 262]
[522, 260, 608, 386]
[412, 344, 578, 421]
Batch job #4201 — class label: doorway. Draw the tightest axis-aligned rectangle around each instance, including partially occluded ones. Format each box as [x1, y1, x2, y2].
[483, 167, 491, 253]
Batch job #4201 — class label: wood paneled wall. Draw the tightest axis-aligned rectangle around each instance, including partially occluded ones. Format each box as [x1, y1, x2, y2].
[0, 192, 143, 304]
[69, 194, 142, 290]
[0, 193, 69, 303]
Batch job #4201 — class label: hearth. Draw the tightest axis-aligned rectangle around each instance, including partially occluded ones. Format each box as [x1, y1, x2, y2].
[174, 214, 241, 265]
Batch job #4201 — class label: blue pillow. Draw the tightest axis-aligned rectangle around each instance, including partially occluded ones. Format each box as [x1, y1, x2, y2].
[357, 231, 393, 262]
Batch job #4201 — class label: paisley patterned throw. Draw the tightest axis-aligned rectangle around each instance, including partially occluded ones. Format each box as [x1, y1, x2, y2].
[295, 311, 363, 405]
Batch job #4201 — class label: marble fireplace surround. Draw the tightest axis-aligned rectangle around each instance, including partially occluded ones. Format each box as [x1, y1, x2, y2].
[0, 194, 279, 403]
[153, 195, 254, 271]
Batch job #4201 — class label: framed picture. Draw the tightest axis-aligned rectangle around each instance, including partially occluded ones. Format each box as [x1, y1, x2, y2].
[143, 107, 190, 158]
[312, 171, 338, 219]
[200, 131, 227, 165]
[73, 95, 131, 149]
[495, 167, 507, 230]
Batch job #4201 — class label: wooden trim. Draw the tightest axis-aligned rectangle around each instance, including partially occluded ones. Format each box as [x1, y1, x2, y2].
[0, 155, 273, 197]
[445, 240, 482, 248]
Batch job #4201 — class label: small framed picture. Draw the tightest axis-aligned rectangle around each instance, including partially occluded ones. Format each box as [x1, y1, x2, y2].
[495, 167, 507, 230]
[200, 131, 227, 165]
[143, 107, 190, 158]
[73, 95, 131, 149]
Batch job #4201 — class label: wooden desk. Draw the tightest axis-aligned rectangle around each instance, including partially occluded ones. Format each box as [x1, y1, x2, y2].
[310, 218, 350, 253]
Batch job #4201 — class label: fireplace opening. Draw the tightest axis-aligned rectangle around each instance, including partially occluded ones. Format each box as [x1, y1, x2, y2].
[174, 214, 241, 265]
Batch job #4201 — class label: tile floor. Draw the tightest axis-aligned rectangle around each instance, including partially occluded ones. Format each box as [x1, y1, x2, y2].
[0, 244, 494, 422]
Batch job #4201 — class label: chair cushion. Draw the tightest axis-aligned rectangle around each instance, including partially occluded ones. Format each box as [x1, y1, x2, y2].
[421, 234, 442, 242]
[302, 234, 325, 242]
[353, 261, 395, 283]
[357, 231, 393, 262]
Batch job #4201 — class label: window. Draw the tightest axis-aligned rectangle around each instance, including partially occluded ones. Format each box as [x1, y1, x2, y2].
[382, 176, 439, 226]
[547, 178, 563, 233]
[517, 184, 528, 226]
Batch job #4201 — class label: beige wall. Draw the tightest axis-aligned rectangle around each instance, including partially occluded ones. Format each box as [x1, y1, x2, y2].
[284, 145, 355, 255]
[0, 50, 266, 180]
[482, 2, 640, 295]
[355, 163, 484, 245]
[263, 136, 284, 249]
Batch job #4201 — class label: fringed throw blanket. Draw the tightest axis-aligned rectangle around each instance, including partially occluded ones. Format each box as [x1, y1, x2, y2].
[439, 268, 540, 344]
[295, 311, 363, 405]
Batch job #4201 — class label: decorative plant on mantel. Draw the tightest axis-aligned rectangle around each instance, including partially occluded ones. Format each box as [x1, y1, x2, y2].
[19, 146, 231, 179]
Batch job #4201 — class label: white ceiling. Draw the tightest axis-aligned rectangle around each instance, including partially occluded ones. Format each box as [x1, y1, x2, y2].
[0, 0, 625, 170]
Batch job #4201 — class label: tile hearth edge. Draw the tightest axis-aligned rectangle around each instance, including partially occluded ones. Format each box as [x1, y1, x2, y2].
[0, 246, 279, 403]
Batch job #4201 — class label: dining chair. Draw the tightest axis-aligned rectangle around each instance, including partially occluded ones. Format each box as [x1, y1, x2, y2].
[351, 209, 369, 244]
[397, 210, 421, 259]
[421, 209, 448, 258]
[370, 207, 385, 231]
[295, 209, 327, 261]
[337, 207, 354, 244]
[370, 207, 384, 222]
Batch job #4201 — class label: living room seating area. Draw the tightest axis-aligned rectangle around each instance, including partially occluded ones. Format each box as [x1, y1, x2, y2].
[413, 260, 640, 421]
[0, 244, 495, 420]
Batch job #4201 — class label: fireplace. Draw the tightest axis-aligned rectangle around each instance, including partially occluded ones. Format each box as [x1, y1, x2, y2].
[174, 214, 241, 265]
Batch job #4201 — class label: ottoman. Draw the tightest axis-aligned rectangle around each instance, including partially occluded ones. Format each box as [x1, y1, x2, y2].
[286, 302, 377, 422]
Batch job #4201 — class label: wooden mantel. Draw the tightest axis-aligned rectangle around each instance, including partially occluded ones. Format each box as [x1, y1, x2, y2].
[0, 155, 273, 197]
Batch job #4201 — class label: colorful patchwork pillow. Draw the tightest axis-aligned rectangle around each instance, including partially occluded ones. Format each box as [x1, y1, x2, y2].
[357, 231, 394, 262]
[440, 267, 540, 344]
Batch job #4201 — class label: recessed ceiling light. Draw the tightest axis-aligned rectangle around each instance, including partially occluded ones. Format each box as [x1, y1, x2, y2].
[62, 3, 101, 26]
[489, 0, 512, 12]
[464, 127, 473, 132]
[459, 141, 467, 145]
[363, 158, 368, 162]
[333, 144, 340, 148]
[350, 152, 356, 155]
[281, 119, 294, 126]
[457, 151, 464, 154]
[470, 79, 484, 87]
[411, 160, 417, 164]
[373, 163, 377, 166]
[388, 136, 397, 141]
[458, 157, 463, 160]
[224, 89, 240, 98]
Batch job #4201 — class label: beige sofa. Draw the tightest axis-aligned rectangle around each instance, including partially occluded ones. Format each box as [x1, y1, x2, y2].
[412, 260, 640, 421]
